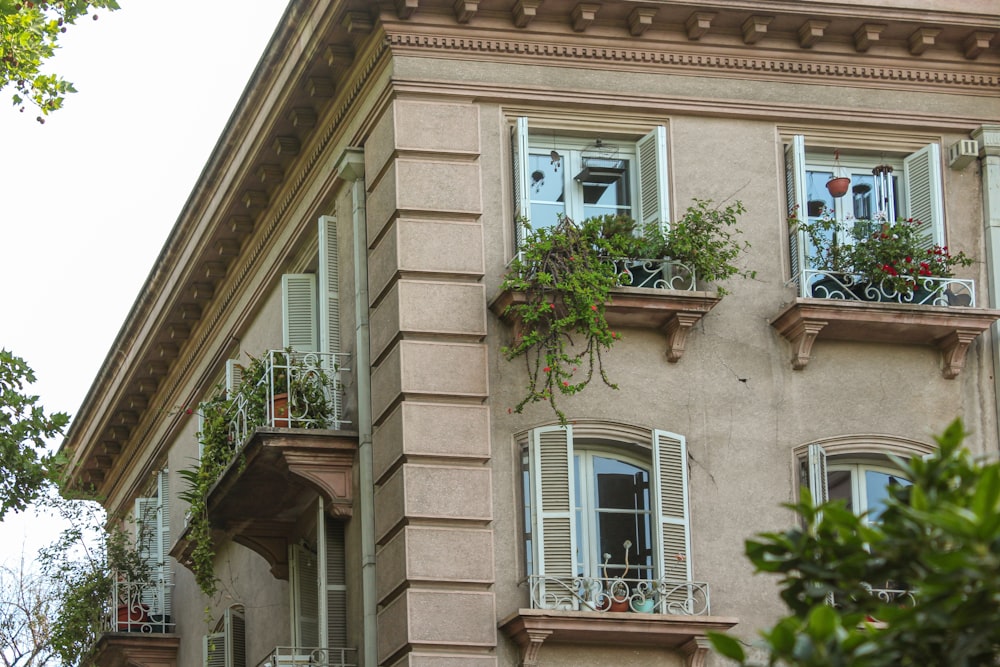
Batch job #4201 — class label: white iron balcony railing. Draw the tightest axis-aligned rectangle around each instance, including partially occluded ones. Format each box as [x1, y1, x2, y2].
[528, 574, 711, 615]
[801, 269, 976, 306]
[255, 647, 358, 667]
[228, 350, 351, 446]
[612, 258, 697, 290]
[102, 575, 174, 633]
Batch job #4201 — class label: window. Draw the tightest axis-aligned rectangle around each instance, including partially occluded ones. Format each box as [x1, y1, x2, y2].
[511, 117, 670, 248]
[282, 215, 342, 355]
[801, 439, 924, 523]
[521, 424, 699, 614]
[785, 135, 945, 286]
[204, 605, 247, 667]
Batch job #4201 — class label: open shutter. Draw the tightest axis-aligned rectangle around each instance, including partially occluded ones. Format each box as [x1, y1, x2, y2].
[282, 274, 318, 352]
[785, 135, 809, 293]
[530, 425, 576, 609]
[227, 607, 247, 667]
[157, 470, 172, 618]
[318, 216, 341, 356]
[325, 519, 347, 648]
[134, 496, 159, 613]
[636, 125, 671, 228]
[903, 143, 945, 249]
[651, 430, 692, 614]
[225, 360, 244, 397]
[204, 632, 226, 667]
[512, 116, 531, 251]
[807, 443, 829, 506]
[291, 544, 320, 648]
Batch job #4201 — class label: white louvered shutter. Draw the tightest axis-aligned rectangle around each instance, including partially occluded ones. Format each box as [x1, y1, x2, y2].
[512, 116, 531, 251]
[225, 360, 244, 397]
[134, 495, 159, 614]
[807, 444, 829, 506]
[157, 470, 172, 618]
[318, 216, 341, 356]
[530, 425, 577, 609]
[204, 631, 226, 667]
[292, 544, 321, 648]
[325, 519, 347, 648]
[786, 135, 809, 292]
[903, 143, 945, 250]
[651, 430, 692, 611]
[282, 274, 319, 352]
[636, 125, 671, 229]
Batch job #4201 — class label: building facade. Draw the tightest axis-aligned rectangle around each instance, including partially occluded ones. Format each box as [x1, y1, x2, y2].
[60, 1, 1000, 666]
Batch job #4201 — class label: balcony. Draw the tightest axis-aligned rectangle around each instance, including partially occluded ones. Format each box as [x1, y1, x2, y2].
[492, 259, 721, 364]
[171, 349, 358, 580]
[772, 272, 1000, 378]
[502, 574, 737, 667]
[256, 647, 357, 667]
[89, 576, 179, 667]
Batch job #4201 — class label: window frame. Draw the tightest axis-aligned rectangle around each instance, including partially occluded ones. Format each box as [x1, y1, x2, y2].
[519, 423, 692, 611]
[511, 117, 671, 253]
[785, 135, 947, 293]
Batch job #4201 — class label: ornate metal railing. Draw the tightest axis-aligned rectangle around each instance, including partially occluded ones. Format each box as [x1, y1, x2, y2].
[255, 646, 357, 667]
[228, 350, 351, 446]
[611, 258, 697, 290]
[864, 585, 916, 606]
[528, 574, 710, 615]
[802, 269, 975, 306]
[102, 576, 174, 633]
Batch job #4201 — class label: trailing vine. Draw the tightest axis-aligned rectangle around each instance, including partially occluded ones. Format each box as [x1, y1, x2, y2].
[501, 200, 751, 423]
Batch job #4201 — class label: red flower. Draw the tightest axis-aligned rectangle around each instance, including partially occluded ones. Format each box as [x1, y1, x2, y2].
[563, 381, 569, 387]
[543, 366, 551, 373]
[549, 303, 555, 310]
[185, 408, 193, 415]
[590, 304, 598, 311]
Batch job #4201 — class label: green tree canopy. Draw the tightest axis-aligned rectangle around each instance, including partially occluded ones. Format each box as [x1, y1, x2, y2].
[0, 349, 68, 518]
[0, 0, 120, 119]
[710, 419, 1000, 666]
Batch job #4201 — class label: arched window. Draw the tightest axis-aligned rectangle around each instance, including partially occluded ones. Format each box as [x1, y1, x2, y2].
[519, 423, 701, 614]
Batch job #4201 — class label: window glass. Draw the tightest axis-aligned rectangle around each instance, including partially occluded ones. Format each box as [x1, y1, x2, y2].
[528, 153, 567, 228]
[827, 462, 911, 523]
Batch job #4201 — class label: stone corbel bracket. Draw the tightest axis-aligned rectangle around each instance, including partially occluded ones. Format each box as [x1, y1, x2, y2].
[770, 299, 1000, 378]
[491, 287, 722, 364]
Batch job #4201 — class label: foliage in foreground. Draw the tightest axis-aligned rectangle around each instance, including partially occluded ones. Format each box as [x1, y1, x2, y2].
[709, 419, 1000, 666]
[0, 348, 68, 519]
[0, 0, 120, 119]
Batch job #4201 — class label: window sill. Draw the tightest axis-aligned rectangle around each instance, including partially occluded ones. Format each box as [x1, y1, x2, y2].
[500, 608, 738, 667]
[770, 298, 1000, 378]
[170, 428, 357, 580]
[491, 287, 722, 363]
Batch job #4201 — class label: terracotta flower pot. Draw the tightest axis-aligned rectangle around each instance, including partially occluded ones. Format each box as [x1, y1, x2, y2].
[272, 392, 290, 427]
[826, 176, 851, 198]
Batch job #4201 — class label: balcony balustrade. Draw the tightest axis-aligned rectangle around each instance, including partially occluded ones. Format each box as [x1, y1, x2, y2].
[802, 269, 975, 306]
[255, 646, 357, 667]
[528, 574, 711, 616]
[102, 575, 174, 634]
[225, 349, 350, 454]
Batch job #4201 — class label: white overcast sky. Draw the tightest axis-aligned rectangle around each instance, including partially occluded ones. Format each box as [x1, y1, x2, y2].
[0, 1, 289, 563]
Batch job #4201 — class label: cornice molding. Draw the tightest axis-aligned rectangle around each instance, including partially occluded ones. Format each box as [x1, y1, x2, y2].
[385, 32, 999, 94]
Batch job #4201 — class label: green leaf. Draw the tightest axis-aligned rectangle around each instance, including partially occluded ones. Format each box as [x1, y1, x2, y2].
[707, 632, 746, 662]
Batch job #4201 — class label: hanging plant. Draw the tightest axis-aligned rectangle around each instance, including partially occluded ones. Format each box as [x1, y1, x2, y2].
[501, 201, 751, 424]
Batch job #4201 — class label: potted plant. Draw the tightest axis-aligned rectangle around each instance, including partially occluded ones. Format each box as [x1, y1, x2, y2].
[500, 200, 752, 423]
[792, 208, 974, 303]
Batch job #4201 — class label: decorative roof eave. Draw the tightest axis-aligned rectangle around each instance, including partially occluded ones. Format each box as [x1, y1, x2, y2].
[59, 0, 376, 497]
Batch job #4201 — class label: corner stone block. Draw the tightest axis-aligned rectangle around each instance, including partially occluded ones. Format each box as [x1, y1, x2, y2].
[378, 589, 497, 662]
[376, 525, 495, 602]
[367, 160, 482, 242]
[374, 464, 493, 544]
[373, 402, 491, 482]
[369, 280, 487, 361]
[368, 218, 485, 301]
[371, 341, 489, 422]
[393, 100, 481, 154]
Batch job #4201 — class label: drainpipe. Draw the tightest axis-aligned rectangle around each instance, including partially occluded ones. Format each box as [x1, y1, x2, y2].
[972, 126, 1000, 440]
[337, 149, 376, 665]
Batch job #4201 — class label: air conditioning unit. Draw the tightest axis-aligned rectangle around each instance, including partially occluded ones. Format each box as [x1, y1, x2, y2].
[948, 139, 978, 170]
